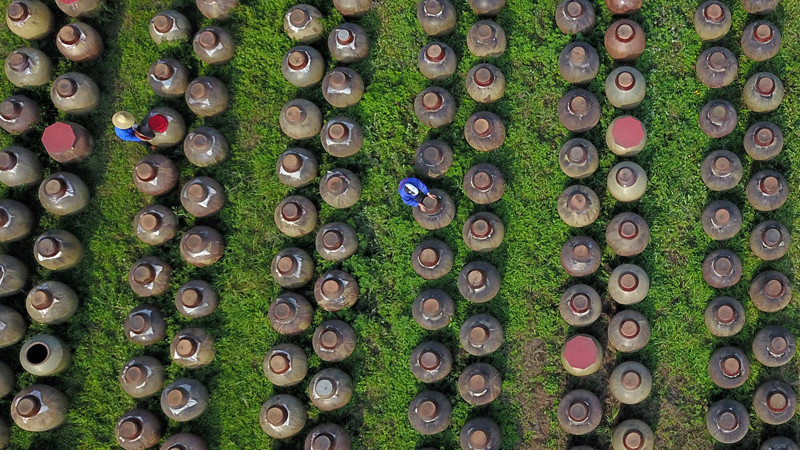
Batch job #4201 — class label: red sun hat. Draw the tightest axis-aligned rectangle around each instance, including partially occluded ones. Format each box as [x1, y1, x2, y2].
[148, 114, 168, 133]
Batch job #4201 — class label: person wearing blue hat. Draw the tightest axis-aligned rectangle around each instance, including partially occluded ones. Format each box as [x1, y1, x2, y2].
[398, 177, 436, 212]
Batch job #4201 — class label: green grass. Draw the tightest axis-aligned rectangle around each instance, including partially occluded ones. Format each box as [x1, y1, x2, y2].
[0, 0, 797, 448]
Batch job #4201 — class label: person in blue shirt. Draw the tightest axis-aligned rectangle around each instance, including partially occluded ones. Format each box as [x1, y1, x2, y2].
[399, 177, 436, 212]
[112, 111, 143, 142]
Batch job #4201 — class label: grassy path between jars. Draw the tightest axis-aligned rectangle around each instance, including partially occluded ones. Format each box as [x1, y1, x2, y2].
[0, 0, 798, 448]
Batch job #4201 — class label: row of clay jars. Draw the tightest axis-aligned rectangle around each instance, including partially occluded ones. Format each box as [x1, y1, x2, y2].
[0, 95, 39, 134]
[0, 199, 33, 243]
[0, 146, 41, 187]
[186, 76, 230, 117]
[11, 384, 68, 432]
[702, 273, 790, 336]
[410, 342, 502, 405]
[409, 391, 502, 445]
[20, 334, 71, 376]
[118, 414, 208, 449]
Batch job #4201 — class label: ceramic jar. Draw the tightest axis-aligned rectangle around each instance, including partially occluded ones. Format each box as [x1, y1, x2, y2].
[128, 257, 171, 297]
[180, 226, 225, 267]
[175, 280, 219, 319]
[0, 95, 39, 133]
[0, 146, 41, 187]
[124, 304, 166, 346]
[149, 10, 191, 44]
[25, 281, 78, 324]
[161, 378, 208, 422]
[148, 58, 190, 98]
[11, 385, 68, 431]
[193, 26, 236, 65]
[170, 328, 216, 369]
[34, 230, 83, 270]
[133, 154, 178, 196]
[55, 22, 103, 62]
[119, 355, 164, 398]
[5, 47, 52, 88]
[133, 204, 177, 245]
[283, 4, 324, 43]
[180, 176, 225, 217]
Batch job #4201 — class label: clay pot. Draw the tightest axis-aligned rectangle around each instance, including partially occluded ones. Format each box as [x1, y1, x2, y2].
[702, 249, 742, 288]
[417, 0, 457, 37]
[412, 239, 454, 279]
[708, 346, 750, 389]
[606, 0, 641, 14]
[149, 10, 191, 44]
[320, 169, 361, 209]
[460, 313, 503, 356]
[560, 236, 601, 277]
[5, 0, 54, 40]
[25, 281, 78, 324]
[752, 325, 795, 367]
[606, 115, 647, 156]
[612, 420, 653, 450]
[561, 334, 602, 376]
[161, 433, 208, 450]
[468, 0, 505, 15]
[463, 163, 505, 204]
[283, 4, 324, 43]
[559, 284, 601, 327]
[555, 0, 595, 35]
[144, 107, 187, 148]
[161, 378, 208, 422]
[133, 154, 178, 196]
[170, 328, 215, 369]
[0, 361, 13, 398]
[410, 341, 452, 383]
[181, 176, 225, 217]
[558, 89, 600, 132]
[20, 334, 70, 376]
[197, 0, 238, 19]
[408, 390, 451, 435]
[0, 146, 41, 187]
[750, 220, 790, 261]
[280, 99, 321, 140]
[309, 368, 353, 411]
[148, 58, 190, 98]
[39, 172, 90, 216]
[271, 247, 314, 288]
[277, 148, 317, 187]
[133, 205, 177, 245]
[304, 423, 351, 449]
[260, 394, 307, 439]
[466, 63, 505, 103]
[746, 170, 787, 211]
[0, 199, 33, 242]
[700, 150, 742, 191]
[314, 270, 359, 311]
[193, 26, 235, 65]
[412, 189, 456, 230]
[750, 271, 792, 312]
[334, 0, 371, 17]
[706, 400, 749, 443]
[557, 390, 602, 435]
[608, 264, 649, 305]
[460, 417, 501, 449]
[34, 230, 83, 271]
[608, 310, 650, 352]
[4, 47, 52, 88]
[754, 380, 796, 425]
[760, 438, 799, 450]
[412, 289, 455, 330]
[175, 280, 218, 319]
[609, 361, 652, 404]
[744, 121, 783, 160]
[560, 138, 598, 179]
[704, 296, 745, 337]
[741, 20, 781, 62]
[275, 195, 317, 237]
[55, 0, 103, 18]
[128, 257, 171, 297]
[608, 161, 646, 202]
[462, 212, 505, 252]
[418, 42, 457, 80]
[557, 185, 599, 228]
[694, 1, 731, 42]
[0, 304, 25, 345]
[56, 22, 103, 62]
[416, 140, 453, 179]
[607, 212, 650, 257]
[184, 127, 228, 167]
[467, 20, 506, 57]
[264, 343, 307, 386]
[414, 87, 456, 128]
[49, 73, 98, 115]
[180, 226, 225, 267]
[0, 95, 39, 133]
[322, 68, 364, 108]
[313, 320, 356, 362]
[0, 255, 28, 298]
[696, 47, 737, 89]
[464, 111, 506, 151]
[41, 121, 94, 163]
[606, 67, 645, 109]
[558, 43, 600, 84]
[119, 356, 164, 398]
[458, 260, 501, 303]
[605, 20, 645, 61]
[283, 46, 324, 87]
[316, 222, 358, 261]
[744, 72, 784, 112]
[742, 0, 779, 14]
[12, 385, 67, 432]
[124, 304, 166, 345]
[321, 117, 363, 157]
[186, 76, 230, 117]
[701, 200, 741, 240]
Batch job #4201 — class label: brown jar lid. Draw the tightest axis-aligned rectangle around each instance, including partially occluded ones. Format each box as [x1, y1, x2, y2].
[289, 8, 309, 27]
[320, 329, 340, 349]
[8, 52, 30, 72]
[622, 370, 642, 389]
[569, 46, 586, 63]
[180, 288, 203, 308]
[0, 100, 20, 120]
[422, 145, 442, 164]
[420, 195, 441, 213]
[129, 313, 150, 333]
[322, 229, 344, 250]
[620, 319, 640, 338]
[153, 62, 174, 80]
[469, 325, 489, 344]
[419, 248, 440, 267]
[712, 156, 731, 174]
[418, 400, 438, 421]
[422, 297, 441, 316]
[472, 170, 492, 190]
[287, 50, 308, 70]
[45, 178, 67, 197]
[616, 23, 634, 42]
[569, 95, 589, 115]
[37, 237, 61, 258]
[756, 77, 775, 96]
[470, 429, 489, 447]
[58, 25, 80, 45]
[570, 293, 590, 314]
[190, 133, 212, 151]
[281, 202, 302, 221]
[135, 162, 158, 181]
[716, 304, 735, 324]
[314, 378, 335, 398]
[616, 167, 637, 187]
[118, 418, 143, 440]
[619, 220, 639, 239]
[566, 1, 583, 17]
[326, 175, 347, 194]
[336, 28, 354, 45]
[473, 117, 491, 137]
[764, 279, 785, 298]
[327, 122, 349, 141]
[7, 2, 28, 21]
[419, 350, 440, 370]
[721, 356, 741, 377]
[424, 0, 444, 14]
[124, 364, 146, 385]
[139, 213, 161, 232]
[709, 105, 728, 125]
[176, 337, 199, 357]
[567, 145, 588, 163]
[426, 44, 445, 62]
[184, 233, 208, 253]
[16, 395, 41, 418]
[273, 301, 294, 320]
[153, 14, 175, 33]
[769, 336, 788, 355]
[189, 82, 208, 100]
[568, 401, 589, 422]
[269, 353, 290, 374]
[422, 92, 443, 111]
[468, 373, 487, 392]
[568, 192, 587, 211]
[754, 24, 773, 42]
[31, 290, 54, 310]
[276, 255, 296, 274]
[474, 67, 494, 87]
[166, 387, 189, 408]
[467, 269, 487, 288]
[132, 264, 155, 285]
[321, 278, 344, 298]
[0, 208, 8, 227]
[471, 219, 492, 238]
[55, 78, 79, 98]
[718, 411, 738, 431]
[768, 391, 788, 412]
[281, 153, 302, 172]
[476, 24, 493, 42]
[760, 176, 779, 194]
[616, 71, 635, 90]
[704, 3, 723, 21]
[762, 227, 782, 247]
[712, 256, 733, 276]
[755, 127, 775, 146]
[198, 30, 219, 48]
[311, 434, 333, 450]
[572, 243, 590, 260]
[266, 405, 288, 426]
[328, 70, 348, 89]
[713, 208, 730, 226]
[708, 51, 727, 70]
[285, 105, 306, 124]
[624, 430, 644, 450]
[187, 183, 208, 200]
[0, 151, 17, 171]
